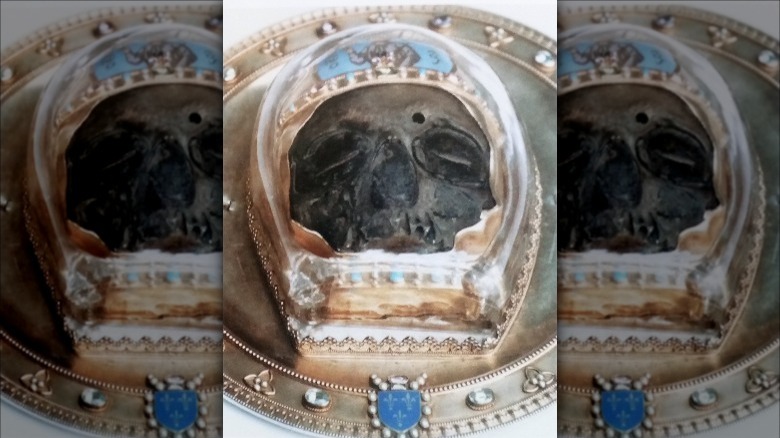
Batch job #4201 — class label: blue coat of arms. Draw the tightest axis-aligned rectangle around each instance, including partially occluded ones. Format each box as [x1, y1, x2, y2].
[377, 390, 422, 433]
[600, 390, 645, 433]
[154, 389, 199, 433]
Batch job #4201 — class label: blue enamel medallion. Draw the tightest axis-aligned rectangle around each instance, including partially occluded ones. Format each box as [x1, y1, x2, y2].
[377, 390, 422, 433]
[558, 40, 678, 78]
[600, 390, 645, 433]
[154, 390, 198, 433]
[317, 40, 454, 80]
[93, 41, 221, 81]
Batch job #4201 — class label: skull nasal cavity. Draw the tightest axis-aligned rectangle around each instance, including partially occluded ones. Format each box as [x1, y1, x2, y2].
[594, 137, 642, 209]
[370, 138, 418, 209]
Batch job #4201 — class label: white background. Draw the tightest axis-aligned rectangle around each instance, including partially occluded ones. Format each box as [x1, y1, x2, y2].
[1, 1, 777, 437]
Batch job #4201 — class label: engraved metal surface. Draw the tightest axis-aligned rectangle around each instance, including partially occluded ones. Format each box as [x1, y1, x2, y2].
[0, 4, 223, 436]
[557, 4, 779, 437]
[223, 5, 557, 437]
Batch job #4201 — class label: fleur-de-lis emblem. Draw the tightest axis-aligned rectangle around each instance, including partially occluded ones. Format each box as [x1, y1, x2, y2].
[485, 26, 514, 48]
[592, 374, 654, 435]
[146, 374, 206, 434]
[37, 37, 63, 57]
[369, 12, 396, 24]
[244, 369, 275, 395]
[522, 366, 556, 393]
[708, 26, 738, 48]
[261, 38, 286, 58]
[20, 369, 53, 396]
[745, 366, 778, 393]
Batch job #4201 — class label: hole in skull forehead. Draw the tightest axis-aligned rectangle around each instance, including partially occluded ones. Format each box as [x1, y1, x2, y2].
[557, 84, 719, 254]
[288, 84, 495, 254]
[65, 84, 223, 254]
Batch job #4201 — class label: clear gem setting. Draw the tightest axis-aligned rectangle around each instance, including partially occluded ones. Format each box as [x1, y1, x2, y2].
[466, 388, 495, 410]
[534, 50, 556, 69]
[690, 388, 718, 409]
[303, 388, 331, 411]
[80, 387, 107, 410]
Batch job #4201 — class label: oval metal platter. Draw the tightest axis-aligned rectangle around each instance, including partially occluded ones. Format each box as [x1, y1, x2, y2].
[222, 5, 558, 437]
[557, 4, 779, 437]
[0, 4, 223, 437]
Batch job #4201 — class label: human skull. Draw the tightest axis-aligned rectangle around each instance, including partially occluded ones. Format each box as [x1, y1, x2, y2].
[288, 84, 496, 254]
[66, 84, 222, 253]
[558, 84, 719, 253]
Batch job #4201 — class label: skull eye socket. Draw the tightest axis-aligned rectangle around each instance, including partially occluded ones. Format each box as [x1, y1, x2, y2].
[411, 127, 488, 187]
[67, 121, 151, 177]
[189, 124, 222, 177]
[636, 127, 713, 187]
[291, 130, 370, 193]
[557, 124, 594, 175]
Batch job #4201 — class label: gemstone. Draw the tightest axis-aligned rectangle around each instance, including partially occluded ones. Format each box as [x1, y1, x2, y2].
[653, 15, 675, 30]
[303, 388, 331, 411]
[350, 272, 363, 284]
[429, 15, 452, 30]
[166, 271, 181, 284]
[534, 50, 556, 69]
[389, 271, 404, 284]
[126, 272, 140, 283]
[466, 388, 495, 410]
[224, 67, 237, 82]
[80, 387, 107, 410]
[612, 271, 628, 283]
[690, 388, 718, 409]
[573, 272, 586, 283]
[758, 50, 778, 69]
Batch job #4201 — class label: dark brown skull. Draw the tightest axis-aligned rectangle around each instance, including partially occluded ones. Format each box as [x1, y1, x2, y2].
[289, 84, 495, 254]
[558, 84, 719, 253]
[66, 84, 222, 253]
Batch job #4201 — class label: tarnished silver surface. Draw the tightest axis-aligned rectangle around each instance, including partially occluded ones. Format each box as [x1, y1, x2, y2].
[222, 5, 557, 437]
[0, 4, 223, 436]
[557, 3, 779, 437]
